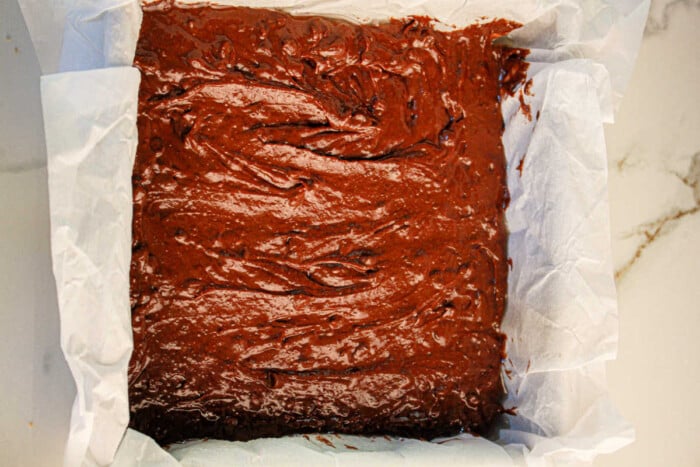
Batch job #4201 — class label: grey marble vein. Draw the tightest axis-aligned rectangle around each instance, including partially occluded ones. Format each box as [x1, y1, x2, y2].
[615, 150, 700, 280]
[645, 0, 700, 36]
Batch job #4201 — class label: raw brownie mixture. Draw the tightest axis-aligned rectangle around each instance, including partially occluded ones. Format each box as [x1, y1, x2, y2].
[128, 3, 527, 444]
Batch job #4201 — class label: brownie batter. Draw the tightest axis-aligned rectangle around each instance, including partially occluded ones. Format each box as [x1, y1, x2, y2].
[129, 3, 527, 444]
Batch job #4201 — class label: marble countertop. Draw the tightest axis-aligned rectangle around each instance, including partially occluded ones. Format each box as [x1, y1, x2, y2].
[598, 0, 700, 465]
[1, 0, 697, 465]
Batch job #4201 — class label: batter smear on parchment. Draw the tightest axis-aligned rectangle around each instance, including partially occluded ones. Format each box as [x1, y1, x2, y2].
[128, 3, 528, 444]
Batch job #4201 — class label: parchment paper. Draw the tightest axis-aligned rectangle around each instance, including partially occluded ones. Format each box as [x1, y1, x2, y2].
[27, 0, 649, 465]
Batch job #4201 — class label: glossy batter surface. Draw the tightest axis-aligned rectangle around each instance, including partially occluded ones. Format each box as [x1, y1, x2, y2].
[128, 3, 525, 444]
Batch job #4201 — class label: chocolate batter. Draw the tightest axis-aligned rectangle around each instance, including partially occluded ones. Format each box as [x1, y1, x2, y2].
[129, 3, 527, 444]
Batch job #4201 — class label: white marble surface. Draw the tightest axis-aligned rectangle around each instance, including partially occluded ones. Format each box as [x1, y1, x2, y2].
[597, 0, 700, 465]
[0, 0, 698, 465]
[0, 1, 75, 467]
